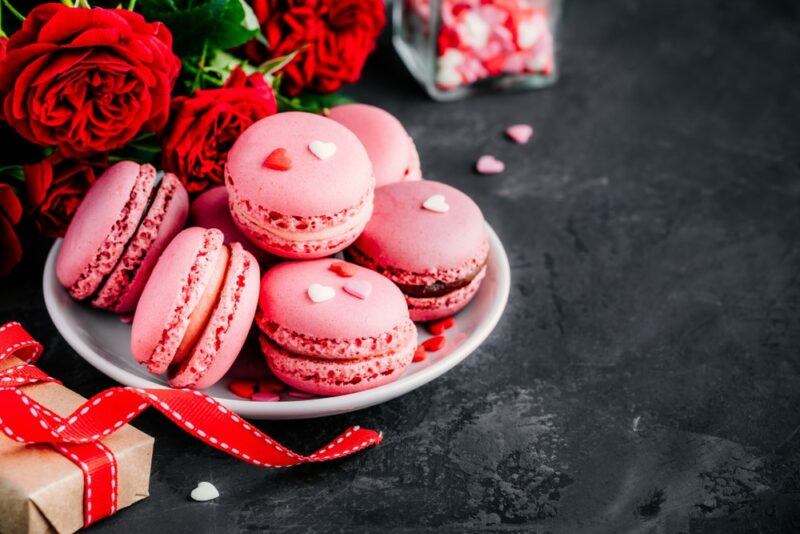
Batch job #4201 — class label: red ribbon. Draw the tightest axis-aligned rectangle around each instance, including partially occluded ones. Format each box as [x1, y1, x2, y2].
[0, 322, 382, 527]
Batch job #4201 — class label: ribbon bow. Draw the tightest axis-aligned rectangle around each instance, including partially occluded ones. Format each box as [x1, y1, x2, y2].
[0, 322, 382, 527]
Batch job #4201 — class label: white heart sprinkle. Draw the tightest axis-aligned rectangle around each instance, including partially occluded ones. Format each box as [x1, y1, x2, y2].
[190, 481, 219, 502]
[308, 283, 335, 303]
[308, 140, 337, 160]
[422, 194, 450, 213]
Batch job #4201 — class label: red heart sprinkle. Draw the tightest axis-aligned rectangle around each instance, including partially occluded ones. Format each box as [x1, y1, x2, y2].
[228, 380, 256, 399]
[258, 378, 286, 393]
[422, 336, 446, 352]
[264, 148, 292, 171]
[428, 317, 455, 335]
[412, 345, 427, 362]
[329, 261, 356, 277]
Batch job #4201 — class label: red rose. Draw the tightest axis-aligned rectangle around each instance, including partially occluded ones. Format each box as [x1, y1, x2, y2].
[24, 152, 107, 238]
[162, 67, 278, 194]
[0, 4, 180, 157]
[245, 0, 385, 96]
[0, 36, 7, 62]
[0, 183, 23, 277]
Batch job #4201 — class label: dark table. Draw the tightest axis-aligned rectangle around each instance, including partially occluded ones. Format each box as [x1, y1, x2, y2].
[3, 0, 800, 532]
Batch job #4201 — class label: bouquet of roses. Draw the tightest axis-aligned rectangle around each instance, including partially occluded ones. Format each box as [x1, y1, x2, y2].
[0, 0, 386, 277]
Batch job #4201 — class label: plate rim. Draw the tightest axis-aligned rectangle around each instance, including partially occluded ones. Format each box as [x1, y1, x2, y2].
[43, 222, 510, 419]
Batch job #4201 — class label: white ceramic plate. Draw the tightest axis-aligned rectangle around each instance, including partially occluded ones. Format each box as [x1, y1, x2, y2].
[43, 223, 510, 420]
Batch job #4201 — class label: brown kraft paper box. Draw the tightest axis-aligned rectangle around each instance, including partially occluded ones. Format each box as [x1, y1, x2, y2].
[0, 356, 154, 534]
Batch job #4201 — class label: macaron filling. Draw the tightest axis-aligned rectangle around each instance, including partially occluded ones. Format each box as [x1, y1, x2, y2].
[91, 172, 181, 311]
[172, 244, 230, 365]
[233, 190, 373, 243]
[229, 187, 374, 257]
[405, 265, 487, 318]
[347, 239, 490, 303]
[142, 230, 224, 375]
[66, 164, 157, 300]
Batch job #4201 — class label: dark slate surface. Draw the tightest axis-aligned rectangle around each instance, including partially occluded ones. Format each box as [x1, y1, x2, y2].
[2, 0, 800, 532]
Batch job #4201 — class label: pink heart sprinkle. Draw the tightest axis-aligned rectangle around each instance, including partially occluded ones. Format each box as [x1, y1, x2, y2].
[476, 155, 505, 174]
[120, 314, 133, 324]
[252, 392, 280, 402]
[506, 124, 533, 144]
[343, 279, 372, 300]
[287, 390, 315, 399]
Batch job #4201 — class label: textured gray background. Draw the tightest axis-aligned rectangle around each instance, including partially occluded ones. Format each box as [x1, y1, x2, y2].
[2, 0, 800, 532]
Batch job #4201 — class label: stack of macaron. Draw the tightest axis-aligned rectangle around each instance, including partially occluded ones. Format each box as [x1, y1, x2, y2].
[56, 103, 490, 398]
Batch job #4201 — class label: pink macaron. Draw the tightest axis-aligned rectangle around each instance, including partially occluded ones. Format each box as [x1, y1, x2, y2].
[56, 161, 189, 314]
[225, 111, 375, 259]
[328, 103, 421, 187]
[131, 227, 260, 389]
[347, 181, 489, 322]
[190, 186, 276, 266]
[257, 259, 417, 396]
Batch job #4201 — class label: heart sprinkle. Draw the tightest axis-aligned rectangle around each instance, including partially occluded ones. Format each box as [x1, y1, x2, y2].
[422, 194, 450, 213]
[308, 283, 335, 303]
[422, 335, 446, 352]
[476, 155, 505, 174]
[329, 260, 356, 277]
[308, 140, 337, 160]
[505, 124, 534, 144]
[412, 345, 427, 362]
[258, 378, 286, 393]
[190, 481, 220, 502]
[428, 317, 456, 335]
[343, 279, 372, 300]
[228, 380, 256, 399]
[252, 392, 281, 402]
[263, 148, 292, 170]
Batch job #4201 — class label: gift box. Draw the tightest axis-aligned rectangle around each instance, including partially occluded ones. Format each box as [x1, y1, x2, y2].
[0, 356, 153, 534]
[0, 321, 383, 534]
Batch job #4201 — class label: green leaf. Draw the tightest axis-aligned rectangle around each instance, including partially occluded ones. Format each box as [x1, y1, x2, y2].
[0, 165, 24, 182]
[138, 0, 259, 55]
[212, 0, 259, 50]
[112, 132, 162, 165]
[257, 49, 300, 76]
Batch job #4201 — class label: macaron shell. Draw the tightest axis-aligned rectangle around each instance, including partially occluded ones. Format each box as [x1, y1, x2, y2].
[354, 180, 487, 276]
[92, 173, 189, 313]
[56, 161, 154, 298]
[131, 227, 225, 374]
[258, 259, 409, 342]
[328, 103, 421, 187]
[169, 243, 260, 389]
[407, 265, 487, 322]
[190, 186, 274, 265]
[261, 325, 416, 396]
[225, 111, 373, 217]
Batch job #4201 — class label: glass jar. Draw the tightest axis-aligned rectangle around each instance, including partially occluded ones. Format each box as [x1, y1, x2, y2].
[393, 0, 561, 101]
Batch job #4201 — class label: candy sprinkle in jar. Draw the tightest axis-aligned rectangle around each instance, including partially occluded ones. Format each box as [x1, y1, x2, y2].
[394, 0, 561, 101]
